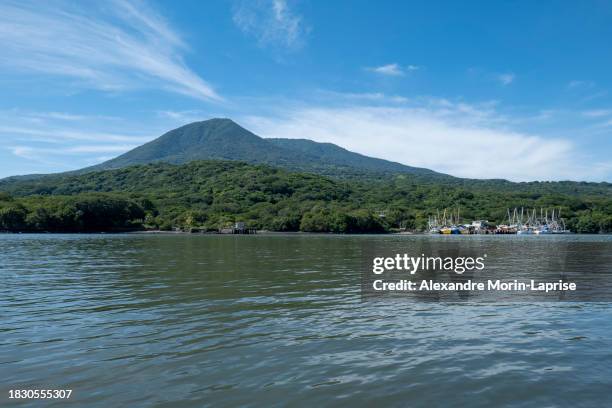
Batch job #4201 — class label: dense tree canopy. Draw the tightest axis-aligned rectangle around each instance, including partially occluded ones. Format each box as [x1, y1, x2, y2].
[0, 160, 610, 233]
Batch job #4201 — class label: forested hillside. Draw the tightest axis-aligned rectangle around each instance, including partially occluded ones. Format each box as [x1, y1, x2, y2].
[1, 160, 610, 233]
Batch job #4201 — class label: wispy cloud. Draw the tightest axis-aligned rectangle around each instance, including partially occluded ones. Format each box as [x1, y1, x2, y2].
[0, 125, 150, 144]
[241, 96, 609, 182]
[156, 110, 209, 123]
[8, 144, 137, 172]
[31, 112, 87, 121]
[497, 73, 515, 86]
[582, 109, 612, 118]
[581, 90, 609, 103]
[567, 80, 595, 89]
[565, 81, 610, 104]
[11, 144, 136, 158]
[233, 0, 307, 49]
[0, 109, 161, 177]
[314, 90, 409, 104]
[367, 63, 419, 77]
[0, 0, 221, 100]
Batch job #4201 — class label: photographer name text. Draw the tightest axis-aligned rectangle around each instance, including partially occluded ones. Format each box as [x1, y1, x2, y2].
[372, 279, 577, 292]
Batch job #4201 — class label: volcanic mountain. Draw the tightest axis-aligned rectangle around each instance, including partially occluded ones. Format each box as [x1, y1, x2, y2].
[81, 118, 442, 179]
[1, 118, 610, 198]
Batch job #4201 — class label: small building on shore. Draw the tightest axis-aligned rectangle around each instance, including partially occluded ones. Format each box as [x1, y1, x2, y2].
[219, 222, 256, 234]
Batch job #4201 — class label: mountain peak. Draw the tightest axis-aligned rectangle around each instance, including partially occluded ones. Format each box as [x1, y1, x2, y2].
[195, 117, 236, 125]
[175, 117, 240, 132]
[80, 118, 444, 178]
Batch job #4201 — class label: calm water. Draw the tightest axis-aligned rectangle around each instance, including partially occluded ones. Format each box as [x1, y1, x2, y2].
[2, 234, 612, 407]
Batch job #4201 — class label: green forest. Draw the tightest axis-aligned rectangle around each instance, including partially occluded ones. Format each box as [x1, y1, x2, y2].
[1, 160, 611, 233]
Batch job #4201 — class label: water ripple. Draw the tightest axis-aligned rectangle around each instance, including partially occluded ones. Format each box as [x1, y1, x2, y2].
[1, 234, 612, 407]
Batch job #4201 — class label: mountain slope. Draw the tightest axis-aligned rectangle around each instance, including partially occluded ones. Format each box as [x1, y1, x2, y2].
[81, 118, 442, 178]
[267, 138, 436, 175]
[85, 118, 301, 170]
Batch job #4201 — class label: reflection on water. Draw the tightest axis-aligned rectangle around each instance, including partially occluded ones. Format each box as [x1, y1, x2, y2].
[1, 234, 612, 407]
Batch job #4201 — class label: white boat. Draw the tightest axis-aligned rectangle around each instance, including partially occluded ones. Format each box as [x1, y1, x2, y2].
[535, 226, 551, 235]
[552, 230, 572, 234]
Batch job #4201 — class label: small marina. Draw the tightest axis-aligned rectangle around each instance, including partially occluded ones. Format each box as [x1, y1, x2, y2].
[428, 207, 572, 235]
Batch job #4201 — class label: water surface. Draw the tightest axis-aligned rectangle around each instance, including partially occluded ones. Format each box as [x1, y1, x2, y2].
[1, 234, 612, 407]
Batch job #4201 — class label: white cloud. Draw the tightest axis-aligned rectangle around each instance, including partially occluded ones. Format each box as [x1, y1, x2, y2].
[7, 144, 136, 172]
[241, 98, 608, 181]
[156, 110, 209, 123]
[233, 0, 307, 49]
[12, 144, 136, 157]
[581, 90, 609, 103]
[497, 73, 515, 86]
[582, 109, 612, 118]
[10, 146, 41, 160]
[0, 109, 161, 176]
[0, 125, 150, 143]
[0, 0, 220, 100]
[68, 145, 137, 153]
[367, 63, 405, 76]
[366, 64, 420, 76]
[314, 90, 409, 104]
[94, 156, 116, 163]
[566, 81, 608, 103]
[32, 112, 88, 121]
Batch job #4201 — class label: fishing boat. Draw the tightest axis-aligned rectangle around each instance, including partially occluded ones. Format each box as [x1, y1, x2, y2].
[510, 207, 572, 235]
[535, 226, 551, 234]
[429, 209, 465, 234]
[440, 226, 461, 234]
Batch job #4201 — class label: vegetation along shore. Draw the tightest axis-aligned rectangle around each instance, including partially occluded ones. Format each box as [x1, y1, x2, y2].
[1, 160, 610, 234]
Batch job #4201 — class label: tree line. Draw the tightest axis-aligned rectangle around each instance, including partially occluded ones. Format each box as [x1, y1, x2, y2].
[0, 161, 610, 233]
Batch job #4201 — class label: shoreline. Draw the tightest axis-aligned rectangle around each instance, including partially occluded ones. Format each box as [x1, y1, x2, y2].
[0, 230, 604, 236]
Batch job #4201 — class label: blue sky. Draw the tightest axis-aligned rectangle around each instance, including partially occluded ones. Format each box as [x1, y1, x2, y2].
[1, 0, 611, 181]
